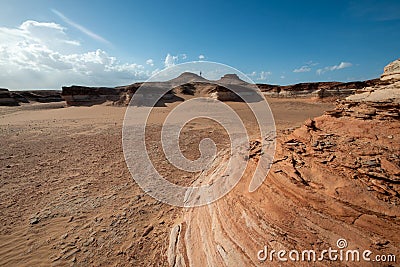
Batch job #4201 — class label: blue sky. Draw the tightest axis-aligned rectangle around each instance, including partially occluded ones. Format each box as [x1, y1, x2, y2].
[0, 0, 399, 89]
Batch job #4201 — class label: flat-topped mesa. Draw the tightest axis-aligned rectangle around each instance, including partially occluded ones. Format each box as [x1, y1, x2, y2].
[217, 74, 248, 85]
[168, 72, 207, 84]
[381, 58, 400, 82]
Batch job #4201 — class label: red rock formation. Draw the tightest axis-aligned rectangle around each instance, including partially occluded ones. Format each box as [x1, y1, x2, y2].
[167, 61, 400, 266]
[168, 115, 400, 266]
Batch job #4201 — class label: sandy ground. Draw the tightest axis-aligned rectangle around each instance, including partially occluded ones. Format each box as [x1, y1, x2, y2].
[0, 97, 333, 266]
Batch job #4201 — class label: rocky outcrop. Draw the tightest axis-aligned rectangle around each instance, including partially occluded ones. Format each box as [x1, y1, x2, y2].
[61, 84, 183, 106]
[168, 60, 400, 266]
[60, 74, 387, 106]
[168, 114, 400, 266]
[12, 90, 63, 103]
[259, 79, 384, 98]
[0, 88, 19, 106]
[0, 89, 63, 106]
[61, 85, 139, 106]
[325, 59, 400, 120]
[381, 58, 400, 82]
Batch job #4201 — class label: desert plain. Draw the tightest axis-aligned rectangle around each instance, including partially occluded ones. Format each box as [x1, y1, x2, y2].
[0, 59, 399, 266]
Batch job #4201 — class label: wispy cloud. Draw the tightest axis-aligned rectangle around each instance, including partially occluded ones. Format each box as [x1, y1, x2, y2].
[146, 59, 154, 66]
[293, 66, 311, 73]
[51, 9, 112, 46]
[316, 62, 352, 75]
[164, 53, 179, 67]
[163, 53, 190, 68]
[293, 61, 318, 73]
[249, 71, 272, 81]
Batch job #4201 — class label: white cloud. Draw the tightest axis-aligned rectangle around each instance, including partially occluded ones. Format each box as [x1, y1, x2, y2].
[306, 61, 319, 66]
[248, 71, 257, 77]
[293, 61, 318, 73]
[163, 53, 192, 67]
[280, 75, 285, 79]
[335, 62, 352, 69]
[317, 62, 353, 75]
[0, 20, 153, 89]
[164, 53, 179, 68]
[259, 71, 272, 81]
[247, 71, 272, 81]
[198, 54, 205, 60]
[146, 59, 154, 66]
[52, 9, 111, 46]
[293, 66, 311, 73]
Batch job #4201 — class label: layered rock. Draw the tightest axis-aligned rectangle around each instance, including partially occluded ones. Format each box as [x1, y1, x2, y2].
[61, 85, 139, 106]
[167, 60, 400, 266]
[168, 117, 400, 266]
[0, 89, 63, 106]
[0, 88, 19, 106]
[381, 58, 400, 82]
[61, 74, 386, 106]
[326, 59, 400, 120]
[259, 79, 383, 98]
[12, 90, 63, 103]
[61, 71, 386, 105]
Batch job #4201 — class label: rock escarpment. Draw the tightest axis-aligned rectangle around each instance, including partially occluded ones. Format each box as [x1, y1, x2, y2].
[61, 85, 134, 106]
[0, 89, 63, 106]
[61, 73, 386, 106]
[258, 79, 384, 98]
[0, 88, 19, 106]
[381, 58, 400, 82]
